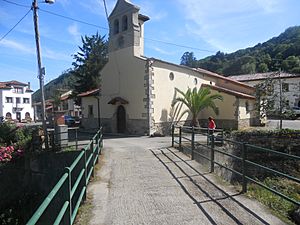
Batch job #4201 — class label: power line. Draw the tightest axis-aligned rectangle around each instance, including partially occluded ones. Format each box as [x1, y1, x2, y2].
[2, 0, 30, 8]
[2, 0, 300, 60]
[102, 0, 109, 20]
[39, 8, 108, 30]
[146, 38, 215, 53]
[4, 0, 216, 54]
[0, 8, 32, 42]
[40, 8, 216, 53]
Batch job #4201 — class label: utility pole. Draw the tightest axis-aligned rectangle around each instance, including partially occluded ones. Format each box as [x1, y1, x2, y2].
[32, 0, 49, 150]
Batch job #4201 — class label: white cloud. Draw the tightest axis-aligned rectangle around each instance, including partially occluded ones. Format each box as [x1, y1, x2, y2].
[56, 0, 71, 7]
[255, 0, 282, 13]
[68, 23, 81, 42]
[0, 39, 34, 53]
[0, 39, 71, 62]
[176, 0, 283, 52]
[138, 2, 167, 21]
[152, 46, 175, 56]
[79, 0, 115, 17]
[43, 48, 71, 61]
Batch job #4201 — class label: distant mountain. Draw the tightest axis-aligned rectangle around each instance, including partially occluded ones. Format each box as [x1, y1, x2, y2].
[32, 69, 76, 103]
[181, 26, 300, 76]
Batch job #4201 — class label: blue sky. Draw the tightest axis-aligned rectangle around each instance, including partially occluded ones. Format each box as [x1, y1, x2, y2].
[1, 0, 300, 91]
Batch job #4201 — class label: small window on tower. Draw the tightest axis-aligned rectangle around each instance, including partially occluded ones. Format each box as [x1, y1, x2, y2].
[122, 15, 128, 31]
[114, 19, 119, 34]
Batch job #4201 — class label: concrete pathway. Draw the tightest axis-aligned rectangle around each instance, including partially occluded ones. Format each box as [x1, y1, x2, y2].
[88, 136, 285, 225]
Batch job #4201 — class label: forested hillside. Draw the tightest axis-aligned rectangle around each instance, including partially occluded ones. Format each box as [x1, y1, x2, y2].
[181, 26, 300, 76]
[32, 69, 75, 103]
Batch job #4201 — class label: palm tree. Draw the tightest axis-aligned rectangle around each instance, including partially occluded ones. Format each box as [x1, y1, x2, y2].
[172, 87, 223, 127]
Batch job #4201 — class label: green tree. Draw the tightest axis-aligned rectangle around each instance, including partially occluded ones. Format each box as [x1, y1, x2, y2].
[281, 56, 300, 71]
[72, 33, 108, 97]
[180, 52, 197, 67]
[172, 87, 223, 127]
[257, 63, 269, 73]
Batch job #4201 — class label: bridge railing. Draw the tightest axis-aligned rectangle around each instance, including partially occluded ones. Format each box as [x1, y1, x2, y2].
[26, 127, 103, 225]
[171, 124, 300, 207]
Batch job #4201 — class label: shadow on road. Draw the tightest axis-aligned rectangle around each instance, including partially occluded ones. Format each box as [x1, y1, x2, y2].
[150, 147, 271, 225]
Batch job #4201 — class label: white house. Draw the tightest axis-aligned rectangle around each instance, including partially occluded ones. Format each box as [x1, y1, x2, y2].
[78, 89, 100, 129]
[0, 80, 34, 122]
[93, 0, 259, 135]
[229, 72, 300, 113]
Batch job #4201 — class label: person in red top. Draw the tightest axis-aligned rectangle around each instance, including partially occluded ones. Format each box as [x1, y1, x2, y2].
[208, 116, 216, 135]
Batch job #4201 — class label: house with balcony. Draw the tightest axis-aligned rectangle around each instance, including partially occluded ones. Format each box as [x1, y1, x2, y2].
[0, 80, 34, 122]
[229, 72, 300, 115]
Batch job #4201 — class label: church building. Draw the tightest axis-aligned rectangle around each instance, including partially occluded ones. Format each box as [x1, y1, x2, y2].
[95, 0, 258, 135]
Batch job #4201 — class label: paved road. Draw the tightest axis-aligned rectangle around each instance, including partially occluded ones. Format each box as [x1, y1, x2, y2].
[88, 136, 284, 225]
[266, 119, 300, 130]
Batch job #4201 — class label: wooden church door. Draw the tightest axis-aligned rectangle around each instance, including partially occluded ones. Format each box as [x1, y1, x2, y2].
[117, 105, 126, 133]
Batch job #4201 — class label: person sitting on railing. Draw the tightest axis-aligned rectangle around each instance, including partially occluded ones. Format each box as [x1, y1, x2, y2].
[208, 116, 216, 135]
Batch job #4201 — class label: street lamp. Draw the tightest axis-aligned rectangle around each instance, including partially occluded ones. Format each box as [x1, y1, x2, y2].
[32, 0, 54, 150]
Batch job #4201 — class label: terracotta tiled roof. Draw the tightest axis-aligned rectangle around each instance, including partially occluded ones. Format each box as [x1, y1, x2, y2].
[149, 58, 255, 90]
[78, 88, 100, 97]
[229, 72, 300, 82]
[202, 84, 255, 100]
[0, 80, 29, 89]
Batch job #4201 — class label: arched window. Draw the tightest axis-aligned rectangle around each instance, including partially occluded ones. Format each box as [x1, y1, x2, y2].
[114, 19, 119, 34]
[122, 15, 128, 31]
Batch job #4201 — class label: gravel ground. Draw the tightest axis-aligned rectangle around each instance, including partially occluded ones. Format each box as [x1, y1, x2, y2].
[88, 136, 285, 225]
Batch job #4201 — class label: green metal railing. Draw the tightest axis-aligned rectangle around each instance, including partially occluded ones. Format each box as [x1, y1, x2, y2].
[171, 124, 300, 207]
[27, 127, 103, 225]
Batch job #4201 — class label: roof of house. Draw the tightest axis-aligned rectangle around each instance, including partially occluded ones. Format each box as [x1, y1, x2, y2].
[202, 84, 255, 100]
[0, 80, 29, 89]
[78, 89, 100, 97]
[149, 58, 255, 91]
[229, 72, 300, 82]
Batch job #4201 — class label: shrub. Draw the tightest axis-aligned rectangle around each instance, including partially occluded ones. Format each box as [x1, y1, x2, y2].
[247, 177, 300, 224]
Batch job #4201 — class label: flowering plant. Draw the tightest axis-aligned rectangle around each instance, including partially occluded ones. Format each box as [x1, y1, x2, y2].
[0, 146, 24, 162]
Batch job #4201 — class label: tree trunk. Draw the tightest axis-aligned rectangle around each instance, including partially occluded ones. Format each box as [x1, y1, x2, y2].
[191, 115, 200, 127]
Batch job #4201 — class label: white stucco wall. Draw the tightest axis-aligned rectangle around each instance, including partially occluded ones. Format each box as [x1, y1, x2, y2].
[81, 96, 98, 119]
[100, 47, 147, 120]
[150, 61, 254, 125]
[0, 87, 33, 121]
[200, 92, 238, 121]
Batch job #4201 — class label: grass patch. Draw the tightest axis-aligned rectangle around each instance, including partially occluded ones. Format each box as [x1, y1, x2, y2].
[247, 177, 300, 224]
[73, 192, 94, 225]
[73, 153, 104, 225]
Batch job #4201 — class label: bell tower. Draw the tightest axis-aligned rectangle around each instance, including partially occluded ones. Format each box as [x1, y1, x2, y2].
[108, 0, 149, 57]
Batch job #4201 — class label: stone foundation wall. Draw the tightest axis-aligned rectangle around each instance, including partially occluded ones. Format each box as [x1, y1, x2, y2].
[175, 130, 300, 183]
[238, 119, 250, 129]
[198, 119, 238, 130]
[81, 118, 99, 129]
[101, 118, 148, 135]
